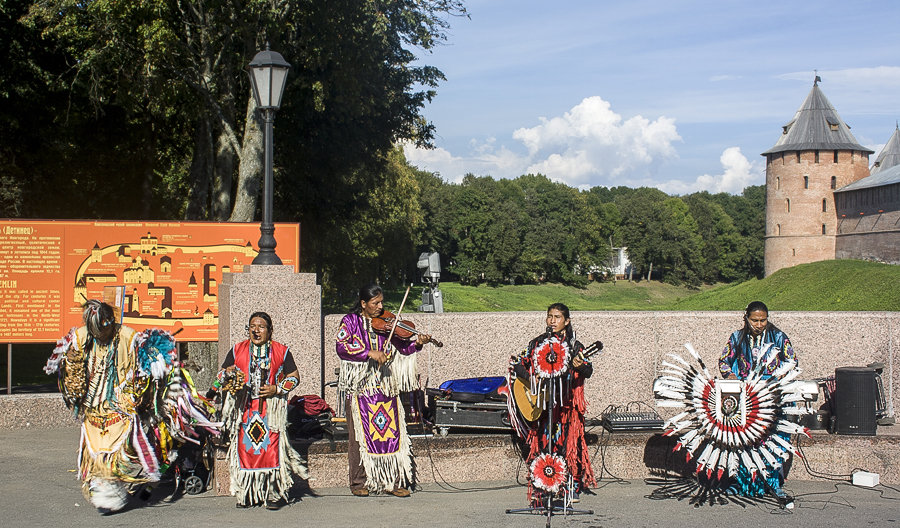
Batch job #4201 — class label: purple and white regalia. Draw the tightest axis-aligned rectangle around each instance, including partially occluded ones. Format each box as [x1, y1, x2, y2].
[336, 313, 420, 493]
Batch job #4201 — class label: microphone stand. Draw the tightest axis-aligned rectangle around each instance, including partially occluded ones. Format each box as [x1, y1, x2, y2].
[506, 329, 593, 527]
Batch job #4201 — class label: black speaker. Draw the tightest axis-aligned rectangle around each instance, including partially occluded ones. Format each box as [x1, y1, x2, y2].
[834, 367, 877, 436]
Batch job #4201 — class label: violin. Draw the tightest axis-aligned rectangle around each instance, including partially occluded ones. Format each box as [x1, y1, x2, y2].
[371, 310, 444, 348]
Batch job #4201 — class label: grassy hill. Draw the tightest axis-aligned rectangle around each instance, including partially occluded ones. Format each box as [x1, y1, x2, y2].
[668, 259, 900, 311]
[394, 260, 899, 312]
[433, 280, 707, 311]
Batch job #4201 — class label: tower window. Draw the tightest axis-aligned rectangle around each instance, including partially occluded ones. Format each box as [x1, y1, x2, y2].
[786, 198, 791, 213]
[815, 150, 820, 163]
[822, 224, 826, 234]
[831, 176, 836, 189]
[822, 199, 827, 212]
[804, 176, 809, 189]
[776, 224, 781, 235]
[776, 176, 780, 190]
[792, 249, 796, 256]
[834, 151, 839, 163]
[796, 152, 801, 164]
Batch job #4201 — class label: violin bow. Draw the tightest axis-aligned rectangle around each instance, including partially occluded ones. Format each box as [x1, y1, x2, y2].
[383, 283, 413, 352]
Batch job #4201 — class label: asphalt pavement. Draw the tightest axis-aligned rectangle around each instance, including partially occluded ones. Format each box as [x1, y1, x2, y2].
[2, 426, 899, 528]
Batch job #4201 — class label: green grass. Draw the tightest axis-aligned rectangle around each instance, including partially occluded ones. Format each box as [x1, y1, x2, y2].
[668, 259, 900, 311]
[382, 280, 716, 312]
[435, 280, 712, 311]
[385, 260, 900, 312]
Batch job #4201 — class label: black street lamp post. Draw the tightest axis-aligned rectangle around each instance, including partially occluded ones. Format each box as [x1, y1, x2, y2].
[247, 44, 291, 265]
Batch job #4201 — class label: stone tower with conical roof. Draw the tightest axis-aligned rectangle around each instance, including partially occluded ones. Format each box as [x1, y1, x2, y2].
[870, 124, 900, 174]
[761, 79, 873, 276]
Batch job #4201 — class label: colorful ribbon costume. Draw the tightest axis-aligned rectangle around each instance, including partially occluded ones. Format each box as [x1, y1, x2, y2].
[46, 324, 220, 512]
[506, 332, 596, 505]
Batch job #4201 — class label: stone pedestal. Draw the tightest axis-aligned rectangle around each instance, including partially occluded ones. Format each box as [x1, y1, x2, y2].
[212, 264, 322, 496]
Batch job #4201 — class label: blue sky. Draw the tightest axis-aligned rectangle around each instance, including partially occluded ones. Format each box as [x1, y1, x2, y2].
[403, 0, 900, 194]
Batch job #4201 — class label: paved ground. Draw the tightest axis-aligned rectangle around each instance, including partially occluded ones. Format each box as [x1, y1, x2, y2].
[2, 426, 900, 528]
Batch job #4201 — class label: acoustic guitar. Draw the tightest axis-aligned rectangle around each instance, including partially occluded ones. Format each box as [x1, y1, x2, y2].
[512, 340, 603, 422]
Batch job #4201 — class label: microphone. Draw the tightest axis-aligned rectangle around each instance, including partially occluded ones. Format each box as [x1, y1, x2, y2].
[546, 325, 553, 336]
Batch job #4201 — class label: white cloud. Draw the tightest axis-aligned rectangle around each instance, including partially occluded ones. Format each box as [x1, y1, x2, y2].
[403, 142, 524, 183]
[406, 96, 682, 187]
[656, 147, 764, 195]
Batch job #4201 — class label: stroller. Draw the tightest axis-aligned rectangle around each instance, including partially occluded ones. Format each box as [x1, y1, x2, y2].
[171, 430, 216, 495]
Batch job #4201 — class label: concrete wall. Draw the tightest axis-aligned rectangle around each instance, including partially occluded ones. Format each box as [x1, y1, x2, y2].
[4, 311, 897, 429]
[323, 311, 899, 421]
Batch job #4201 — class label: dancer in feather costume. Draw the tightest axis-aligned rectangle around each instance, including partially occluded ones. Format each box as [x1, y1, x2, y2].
[654, 301, 807, 508]
[44, 300, 220, 513]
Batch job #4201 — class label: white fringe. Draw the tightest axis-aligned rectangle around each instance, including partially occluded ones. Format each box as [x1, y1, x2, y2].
[349, 394, 414, 493]
[390, 352, 419, 393]
[337, 360, 370, 397]
[88, 478, 129, 512]
[338, 352, 419, 399]
[224, 395, 307, 506]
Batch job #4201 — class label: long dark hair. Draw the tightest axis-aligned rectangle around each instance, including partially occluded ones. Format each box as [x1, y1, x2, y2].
[351, 283, 383, 314]
[547, 302, 575, 343]
[736, 300, 780, 345]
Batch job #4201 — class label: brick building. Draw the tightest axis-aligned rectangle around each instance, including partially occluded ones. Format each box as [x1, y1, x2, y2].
[762, 78, 899, 275]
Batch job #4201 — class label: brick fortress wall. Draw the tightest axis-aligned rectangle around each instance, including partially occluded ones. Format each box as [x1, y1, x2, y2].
[765, 149, 871, 276]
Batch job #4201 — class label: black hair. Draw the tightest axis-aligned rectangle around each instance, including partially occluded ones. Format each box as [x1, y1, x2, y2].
[737, 300, 779, 344]
[547, 302, 574, 342]
[248, 311, 273, 336]
[82, 300, 116, 337]
[351, 283, 383, 314]
[82, 300, 117, 348]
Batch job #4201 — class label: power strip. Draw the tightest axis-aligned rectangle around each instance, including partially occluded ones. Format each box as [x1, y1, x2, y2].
[852, 471, 880, 487]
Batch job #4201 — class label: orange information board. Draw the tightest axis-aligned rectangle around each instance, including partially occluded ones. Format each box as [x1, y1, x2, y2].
[0, 220, 299, 343]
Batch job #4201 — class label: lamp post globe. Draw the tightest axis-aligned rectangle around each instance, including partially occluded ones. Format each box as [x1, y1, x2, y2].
[247, 44, 291, 265]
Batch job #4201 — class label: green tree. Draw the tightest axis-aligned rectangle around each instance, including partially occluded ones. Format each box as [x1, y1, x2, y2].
[17, 0, 467, 299]
[683, 193, 744, 283]
[617, 190, 704, 286]
[706, 186, 766, 279]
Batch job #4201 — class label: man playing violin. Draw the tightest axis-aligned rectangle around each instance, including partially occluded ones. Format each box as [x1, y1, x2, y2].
[335, 283, 432, 497]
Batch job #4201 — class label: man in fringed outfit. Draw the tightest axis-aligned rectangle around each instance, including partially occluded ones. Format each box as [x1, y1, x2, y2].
[335, 283, 431, 497]
[215, 311, 306, 509]
[718, 300, 797, 505]
[507, 303, 596, 506]
[45, 300, 220, 513]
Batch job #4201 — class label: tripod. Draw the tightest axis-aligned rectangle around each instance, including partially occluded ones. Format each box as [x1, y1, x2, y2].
[506, 368, 593, 527]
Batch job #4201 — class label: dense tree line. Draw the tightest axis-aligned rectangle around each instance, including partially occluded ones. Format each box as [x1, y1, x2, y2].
[415, 173, 765, 288]
[1, 0, 466, 304]
[2, 0, 763, 302]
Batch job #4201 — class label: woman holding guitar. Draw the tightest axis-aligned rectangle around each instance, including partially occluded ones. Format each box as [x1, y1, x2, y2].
[507, 303, 598, 506]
